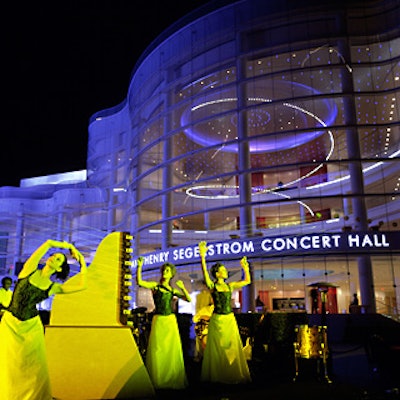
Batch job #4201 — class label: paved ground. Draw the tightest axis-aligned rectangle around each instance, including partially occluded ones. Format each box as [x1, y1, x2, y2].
[152, 355, 400, 400]
[156, 382, 399, 400]
[55, 342, 399, 400]
[55, 313, 400, 399]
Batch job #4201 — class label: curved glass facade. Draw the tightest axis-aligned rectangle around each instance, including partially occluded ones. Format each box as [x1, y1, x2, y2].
[106, 0, 398, 314]
[1, 0, 399, 315]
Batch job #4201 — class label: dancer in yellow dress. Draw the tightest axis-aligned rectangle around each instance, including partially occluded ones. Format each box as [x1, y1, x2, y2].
[136, 256, 191, 389]
[198, 240, 252, 384]
[0, 239, 87, 400]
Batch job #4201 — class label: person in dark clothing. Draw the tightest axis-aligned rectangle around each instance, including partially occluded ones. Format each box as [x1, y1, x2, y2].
[310, 288, 319, 314]
[349, 292, 360, 313]
[0, 277, 13, 318]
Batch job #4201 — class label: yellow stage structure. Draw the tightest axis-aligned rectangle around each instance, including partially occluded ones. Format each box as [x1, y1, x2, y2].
[45, 232, 155, 399]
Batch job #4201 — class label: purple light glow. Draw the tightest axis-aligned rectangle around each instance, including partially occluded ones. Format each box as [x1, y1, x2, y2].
[180, 80, 338, 153]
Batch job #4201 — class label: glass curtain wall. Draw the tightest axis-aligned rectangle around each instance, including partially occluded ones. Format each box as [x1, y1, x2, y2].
[127, 0, 399, 315]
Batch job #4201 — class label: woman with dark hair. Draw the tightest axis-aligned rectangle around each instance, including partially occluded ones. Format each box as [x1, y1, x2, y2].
[0, 239, 87, 400]
[136, 256, 191, 389]
[198, 240, 251, 384]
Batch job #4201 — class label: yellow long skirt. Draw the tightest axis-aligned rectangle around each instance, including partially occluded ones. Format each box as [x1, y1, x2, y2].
[145, 314, 188, 389]
[0, 311, 52, 400]
[201, 312, 251, 384]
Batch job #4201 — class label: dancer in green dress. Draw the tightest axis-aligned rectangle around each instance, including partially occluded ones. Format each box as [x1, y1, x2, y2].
[0, 239, 87, 400]
[198, 240, 252, 384]
[136, 256, 191, 389]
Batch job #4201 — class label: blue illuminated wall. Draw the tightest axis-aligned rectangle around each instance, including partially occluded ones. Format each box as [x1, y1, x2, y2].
[1, 0, 399, 314]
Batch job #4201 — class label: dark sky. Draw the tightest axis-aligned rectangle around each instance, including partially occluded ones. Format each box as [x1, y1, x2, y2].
[1, 1, 212, 187]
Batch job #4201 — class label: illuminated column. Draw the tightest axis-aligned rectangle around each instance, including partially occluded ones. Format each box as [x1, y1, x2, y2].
[107, 134, 117, 232]
[130, 132, 140, 252]
[337, 20, 376, 312]
[162, 80, 173, 250]
[67, 211, 74, 244]
[299, 204, 306, 224]
[237, 51, 255, 313]
[130, 194, 139, 254]
[342, 196, 351, 218]
[13, 211, 24, 272]
[57, 209, 64, 241]
[204, 212, 210, 230]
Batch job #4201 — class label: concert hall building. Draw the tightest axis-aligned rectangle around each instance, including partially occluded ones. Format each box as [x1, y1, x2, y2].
[0, 0, 399, 316]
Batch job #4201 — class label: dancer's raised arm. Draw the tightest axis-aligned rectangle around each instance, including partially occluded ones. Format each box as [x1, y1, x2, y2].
[198, 241, 213, 289]
[136, 256, 157, 290]
[230, 256, 251, 290]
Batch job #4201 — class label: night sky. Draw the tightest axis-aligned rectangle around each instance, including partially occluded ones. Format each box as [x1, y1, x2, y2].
[1, 0, 212, 187]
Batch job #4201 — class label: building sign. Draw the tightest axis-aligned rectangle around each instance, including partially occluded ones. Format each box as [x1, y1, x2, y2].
[133, 231, 400, 269]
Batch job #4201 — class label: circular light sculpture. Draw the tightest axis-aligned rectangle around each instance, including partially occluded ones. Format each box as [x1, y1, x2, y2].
[180, 80, 337, 153]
